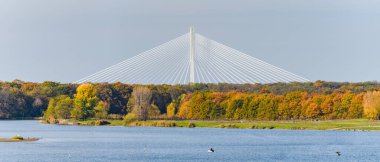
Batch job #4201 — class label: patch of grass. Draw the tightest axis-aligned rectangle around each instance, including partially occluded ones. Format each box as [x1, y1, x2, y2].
[11, 135, 24, 140]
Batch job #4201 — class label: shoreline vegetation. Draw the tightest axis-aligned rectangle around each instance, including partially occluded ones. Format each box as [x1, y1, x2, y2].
[2, 80, 380, 132]
[43, 119, 380, 131]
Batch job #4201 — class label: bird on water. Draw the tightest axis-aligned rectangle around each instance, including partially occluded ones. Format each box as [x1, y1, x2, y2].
[208, 148, 215, 153]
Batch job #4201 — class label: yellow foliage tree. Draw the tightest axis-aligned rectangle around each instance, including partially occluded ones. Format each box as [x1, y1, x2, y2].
[177, 94, 192, 119]
[72, 83, 98, 120]
[363, 91, 380, 119]
[166, 102, 176, 118]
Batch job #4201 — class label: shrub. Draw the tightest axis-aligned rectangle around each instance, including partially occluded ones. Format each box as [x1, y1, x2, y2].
[108, 114, 124, 120]
[188, 122, 196, 128]
[123, 113, 138, 126]
[226, 124, 238, 128]
[45, 117, 58, 124]
[58, 119, 69, 125]
[12, 135, 24, 140]
[251, 125, 259, 129]
[221, 124, 238, 128]
[154, 121, 177, 127]
[95, 120, 111, 126]
[134, 122, 142, 126]
[290, 126, 304, 130]
[169, 122, 177, 127]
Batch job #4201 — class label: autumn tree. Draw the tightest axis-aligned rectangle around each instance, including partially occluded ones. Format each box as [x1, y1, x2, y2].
[321, 95, 334, 119]
[255, 94, 279, 120]
[176, 94, 192, 119]
[71, 84, 98, 120]
[224, 93, 244, 120]
[278, 92, 305, 120]
[332, 93, 353, 119]
[363, 91, 380, 119]
[303, 95, 323, 119]
[130, 86, 152, 121]
[209, 92, 226, 120]
[166, 102, 176, 117]
[347, 94, 363, 118]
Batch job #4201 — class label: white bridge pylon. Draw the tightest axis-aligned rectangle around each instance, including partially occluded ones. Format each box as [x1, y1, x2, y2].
[76, 28, 309, 84]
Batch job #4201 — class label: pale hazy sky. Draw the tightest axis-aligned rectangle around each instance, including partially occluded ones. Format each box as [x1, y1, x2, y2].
[0, 0, 379, 83]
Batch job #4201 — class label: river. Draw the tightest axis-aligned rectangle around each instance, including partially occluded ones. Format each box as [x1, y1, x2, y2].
[0, 120, 379, 161]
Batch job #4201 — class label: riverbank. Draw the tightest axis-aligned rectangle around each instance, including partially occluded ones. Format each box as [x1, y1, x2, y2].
[60, 119, 380, 131]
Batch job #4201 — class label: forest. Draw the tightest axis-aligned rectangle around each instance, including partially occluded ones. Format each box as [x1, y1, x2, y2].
[1, 80, 380, 121]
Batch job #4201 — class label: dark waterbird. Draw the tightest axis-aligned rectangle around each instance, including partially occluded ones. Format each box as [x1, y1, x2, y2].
[208, 148, 215, 153]
[336, 151, 341, 156]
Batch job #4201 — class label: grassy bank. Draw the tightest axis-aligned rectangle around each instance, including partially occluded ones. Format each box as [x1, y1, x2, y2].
[66, 119, 380, 131]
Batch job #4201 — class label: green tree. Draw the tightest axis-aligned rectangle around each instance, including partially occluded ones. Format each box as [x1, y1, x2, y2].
[94, 101, 110, 119]
[55, 95, 73, 119]
[43, 97, 57, 120]
[43, 95, 73, 122]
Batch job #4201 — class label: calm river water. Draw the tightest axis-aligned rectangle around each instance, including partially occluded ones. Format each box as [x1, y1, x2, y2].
[0, 120, 379, 161]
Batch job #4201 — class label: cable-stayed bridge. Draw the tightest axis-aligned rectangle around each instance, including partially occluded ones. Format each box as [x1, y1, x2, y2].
[76, 27, 309, 84]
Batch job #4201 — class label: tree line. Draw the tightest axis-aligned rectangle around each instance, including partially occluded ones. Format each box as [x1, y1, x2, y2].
[176, 91, 364, 120]
[1, 80, 380, 121]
